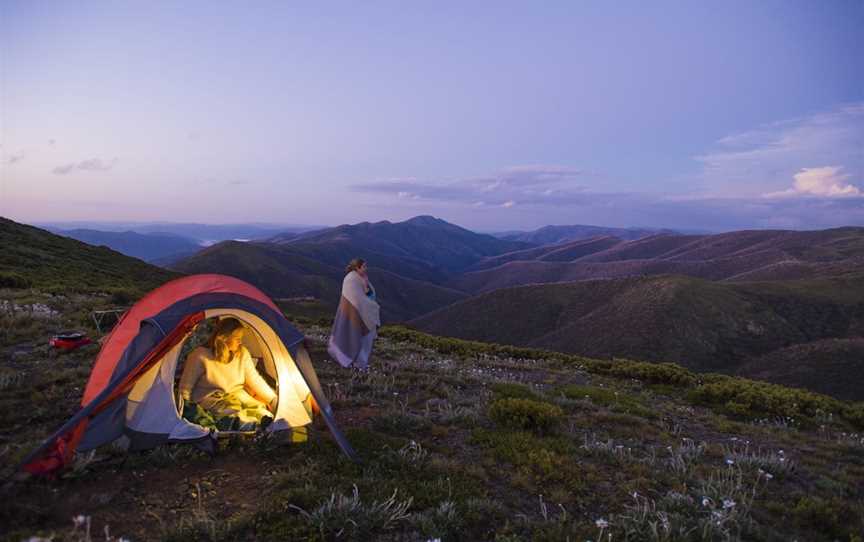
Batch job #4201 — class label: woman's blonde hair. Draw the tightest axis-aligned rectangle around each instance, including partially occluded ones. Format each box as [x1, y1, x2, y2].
[345, 258, 366, 274]
[208, 317, 244, 363]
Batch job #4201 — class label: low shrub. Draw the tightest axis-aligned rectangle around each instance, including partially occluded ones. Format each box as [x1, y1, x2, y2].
[791, 496, 862, 539]
[108, 288, 138, 306]
[686, 374, 863, 429]
[289, 485, 413, 540]
[491, 382, 541, 401]
[592, 359, 698, 387]
[0, 272, 31, 289]
[556, 384, 655, 418]
[370, 412, 430, 435]
[489, 398, 563, 434]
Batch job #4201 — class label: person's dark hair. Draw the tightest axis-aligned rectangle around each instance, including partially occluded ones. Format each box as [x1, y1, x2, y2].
[345, 258, 366, 274]
[208, 317, 245, 362]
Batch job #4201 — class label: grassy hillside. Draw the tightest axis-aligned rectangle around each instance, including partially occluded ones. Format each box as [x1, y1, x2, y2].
[0, 217, 177, 294]
[173, 240, 466, 322]
[2, 323, 863, 541]
[467, 236, 623, 272]
[413, 273, 864, 399]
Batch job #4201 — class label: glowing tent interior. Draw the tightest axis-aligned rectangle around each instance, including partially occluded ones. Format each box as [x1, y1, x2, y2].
[21, 274, 356, 476]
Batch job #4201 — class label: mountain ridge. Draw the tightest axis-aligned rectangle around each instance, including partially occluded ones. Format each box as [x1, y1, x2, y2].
[451, 227, 864, 292]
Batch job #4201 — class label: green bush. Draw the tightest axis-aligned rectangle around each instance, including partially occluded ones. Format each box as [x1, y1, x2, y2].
[109, 288, 138, 306]
[792, 496, 861, 539]
[558, 384, 612, 400]
[488, 398, 563, 434]
[592, 359, 698, 387]
[842, 403, 864, 428]
[557, 384, 656, 418]
[0, 272, 31, 289]
[686, 374, 863, 428]
[491, 382, 540, 401]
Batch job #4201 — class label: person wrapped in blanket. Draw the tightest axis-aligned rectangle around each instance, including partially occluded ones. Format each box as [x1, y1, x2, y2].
[328, 258, 380, 370]
[179, 317, 277, 431]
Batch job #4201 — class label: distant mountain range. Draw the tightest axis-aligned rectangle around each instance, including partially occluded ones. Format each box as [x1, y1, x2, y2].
[493, 224, 680, 244]
[42, 222, 327, 267]
[52, 229, 202, 263]
[38, 221, 323, 243]
[453, 228, 864, 293]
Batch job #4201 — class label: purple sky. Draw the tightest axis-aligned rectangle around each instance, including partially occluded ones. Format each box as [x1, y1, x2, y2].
[1, 1, 862, 231]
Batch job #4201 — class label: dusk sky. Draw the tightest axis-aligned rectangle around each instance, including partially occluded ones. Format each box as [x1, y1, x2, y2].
[1, 1, 862, 232]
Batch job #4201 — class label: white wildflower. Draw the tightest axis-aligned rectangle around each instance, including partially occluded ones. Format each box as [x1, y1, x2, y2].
[595, 518, 609, 529]
[72, 515, 88, 528]
[723, 499, 736, 509]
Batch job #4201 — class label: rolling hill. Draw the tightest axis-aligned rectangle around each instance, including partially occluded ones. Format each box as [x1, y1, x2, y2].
[496, 224, 679, 244]
[451, 228, 864, 293]
[736, 338, 864, 402]
[466, 236, 624, 272]
[411, 273, 864, 399]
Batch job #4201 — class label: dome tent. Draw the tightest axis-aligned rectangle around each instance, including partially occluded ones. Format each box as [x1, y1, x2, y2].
[22, 274, 356, 475]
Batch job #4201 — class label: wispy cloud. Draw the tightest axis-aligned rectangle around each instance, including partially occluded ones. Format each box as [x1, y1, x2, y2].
[764, 166, 861, 198]
[356, 160, 863, 230]
[3, 150, 26, 166]
[352, 104, 864, 230]
[52, 157, 118, 175]
[695, 102, 864, 196]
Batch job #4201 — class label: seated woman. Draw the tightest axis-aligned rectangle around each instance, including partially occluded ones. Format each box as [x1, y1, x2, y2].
[178, 317, 277, 431]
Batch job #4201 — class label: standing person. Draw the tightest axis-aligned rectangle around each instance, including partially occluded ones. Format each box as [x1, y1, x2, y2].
[328, 258, 380, 369]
